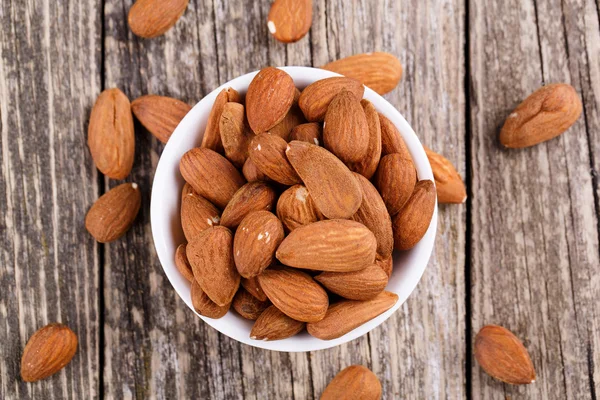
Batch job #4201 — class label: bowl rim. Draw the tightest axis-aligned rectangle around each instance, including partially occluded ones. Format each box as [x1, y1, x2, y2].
[150, 66, 437, 352]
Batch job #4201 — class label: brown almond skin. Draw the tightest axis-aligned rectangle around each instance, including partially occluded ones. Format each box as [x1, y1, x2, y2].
[374, 153, 417, 216]
[376, 255, 393, 278]
[87, 88, 135, 179]
[378, 113, 412, 159]
[299, 77, 365, 122]
[187, 226, 240, 306]
[175, 243, 195, 282]
[233, 211, 285, 278]
[232, 288, 270, 320]
[347, 100, 382, 179]
[128, 0, 189, 38]
[221, 182, 277, 229]
[500, 83, 582, 148]
[474, 325, 536, 385]
[315, 264, 388, 301]
[21, 324, 78, 382]
[241, 277, 268, 302]
[276, 185, 323, 233]
[180, 192, 221, 242]
[85, 183, 141, 243]
[320, 365, 382, 400]
[182, 182, 196, 197]
[131, 94, 191, 143]
[323, 90, 370, 163]
[269, 102, 306, 141]
[424, 146, 467, 204]
[250, 305, 305, 340]
[180, 147, 246, 209]
[286, 141, 362, 219]
[202, 87, 241, 152]
[191, 280, 230, 319]
[392, 180, 436, 251]
[307, 291, 398, 340]
[351, 173, 393, 258]
[248, 133, 301, 185]
[290, 122, 323, 146]
[242, 158, 271, 182]
[276, 219, 377, 272]
[220, 102, 254, 167]
[267, 0, 312, 43]
[258, 268, 329, 323]
[246, 67, 296, 133]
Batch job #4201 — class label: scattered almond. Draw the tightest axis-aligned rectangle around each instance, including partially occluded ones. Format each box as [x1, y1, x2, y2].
[180, 192, 221, 242]
[320, 365, 382, 400]
[250, 305, 305, 341]
[299, 77, 365, 122]
[232, 288, 270, 320]
[425, 146, 466, 204]
[276, 185, 323, 233]
[21, 324, 78, 382]
[128, 0, 189, 38]
[175, 243, 195, 282]
[267, 0, 312, 43]
[202, 87, 241, 152]
[191, 280, 230, 319]
[392, 180, 436, 250]
[375, 153, 416, 216]
[315, 264, 388, 301]
[246, 67, 296, 133]
[131, 94, 191, 143]
[248, 133, 301, 185]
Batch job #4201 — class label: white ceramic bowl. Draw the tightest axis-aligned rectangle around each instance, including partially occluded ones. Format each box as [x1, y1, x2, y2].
[151, 67, 437, 352]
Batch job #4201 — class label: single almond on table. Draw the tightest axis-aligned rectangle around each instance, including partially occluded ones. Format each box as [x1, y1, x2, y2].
[323, 90, 370, 163]
[379, 113, 412, 159]
[175, 243, 195, 282]
[219, 102, 254, 167]
[474, 325, 536, 385]
[248, 133, 301, 185]
[424, 146, 466, 204]
[267, 0, 312, 43]
[232, 288, 270, 320]
[320, 365, 382, 400]
[246, 67, 296, 133]
[299, 77, 365, 122]
[221, 182, 277, 229]
[241, 276, 267, 302]
[21, 323, 78, 382]
[392, 180, 436, 250]
[269, 100, 306, 141]
[347, 100, 382, 179]
[307, 291, 398, 340]
[233, 211, 285, 278]
[315, 264, 388, 301]
[276, 219, 377, 272]
[276, 185, 323, 233]
[201, 87, 241, 152]
[87, 88, 135, 179]
[286, 141, 362, 219]
[250, 305, 305, 341]
[131, 94, 191, 143]
[187, 226, 240, 306]
[376, 255, 393, 278]
[128, 0, 189, 38]
[85, 183, 141, 243]
[180, 192, 221, 242]
[242, 157, 271, 182]
[290, 122, 322, 146]
[375, 153, 417, 216]
[258, 267, 329, 323]
[180, 147, 246, 209]
[500, 83, 582, 148]
[191, 280, 230, 319]
[322, 52, 403, 95]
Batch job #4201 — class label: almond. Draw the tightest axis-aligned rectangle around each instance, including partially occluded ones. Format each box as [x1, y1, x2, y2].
[500, 83, 582, 148]
[219, 102, 254, 167]
[290, 122, 322, 146]
[351, 173, 393, 258]
[374, 153, 417, 216]
[246, 67, 296, 133]
[250, 305, 305, 340]
[276, 219, 377, 272]
[187, 226, 240, 306]
[347, 100, 382, 178]
[474, 325, 536, 385]
[306, 291, 398, 340]
[180, 192, 221, 242]
[131, 94, 191, 143]
[376, 255, 393, 278]
[242, 157, 271, 182]
[320, 365, 382, 400]
[85, 183, 141, 243]
[379, 113, 412, 159]
[233, 211, 285, 278]
[175, 243, 195, 282]
[241, 277, 267, 302]
[299, 77, 365, 122]
[87, 88, 135, 179]
[267, 0, 312, 43]
[315, 264, 388, 301]
[202, 87, 241, 152]
[392, 180, 436, 250]
[322, 52, 403, 95]
[269, 101, 306, 141]
[248, 133, 301, 185]
[21, 324, 78, 382]
[286, 141, 362, 219]
[191, 280, 230, 319]
[180, 147, 246, 209]
[323, 90, 369, 163]
[258, 267, 328, 323]
[181, 182, 196, 197]
[128, 0, 189, 38]
[232, 288, 270, 320]
[276, 185, 323, 233]
[221, 182, 277, 229]
[424, 146, 467, 204]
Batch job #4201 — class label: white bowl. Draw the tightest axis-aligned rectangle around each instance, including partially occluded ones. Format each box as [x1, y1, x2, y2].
[151, 67, 437, 352]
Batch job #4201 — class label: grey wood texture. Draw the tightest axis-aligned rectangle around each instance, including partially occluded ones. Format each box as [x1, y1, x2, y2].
[0, 0, 597, 399]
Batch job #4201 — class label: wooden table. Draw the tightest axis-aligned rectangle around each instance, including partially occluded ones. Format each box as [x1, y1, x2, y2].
[1, 0, 599, 399]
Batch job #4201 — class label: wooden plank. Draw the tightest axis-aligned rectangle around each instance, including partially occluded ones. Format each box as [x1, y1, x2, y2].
[0, 0, 101, 399]
[469, 0, 600, 398]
